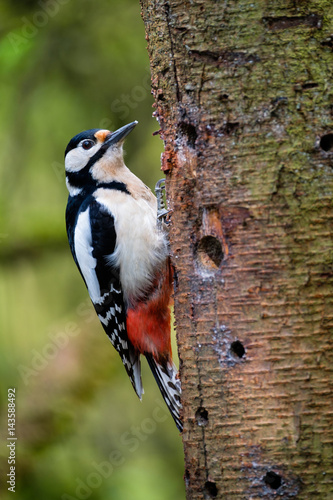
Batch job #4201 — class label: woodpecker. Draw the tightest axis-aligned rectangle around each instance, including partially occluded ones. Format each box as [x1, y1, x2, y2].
[64, 121, 182, 431]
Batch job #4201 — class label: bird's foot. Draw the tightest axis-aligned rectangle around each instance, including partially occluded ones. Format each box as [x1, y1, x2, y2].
[155, 179, 170, 228]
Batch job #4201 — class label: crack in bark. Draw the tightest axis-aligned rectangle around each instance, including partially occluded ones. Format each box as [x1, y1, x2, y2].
[164, 1, 181, 102]
[198, 64, 206, 109]
[190, 295, 210, 492]
[263, 13, 323, 30]
[188, 48, 260, 67]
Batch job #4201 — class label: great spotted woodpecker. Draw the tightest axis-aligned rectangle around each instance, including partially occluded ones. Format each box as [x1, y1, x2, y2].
[64, 121, 182, 431]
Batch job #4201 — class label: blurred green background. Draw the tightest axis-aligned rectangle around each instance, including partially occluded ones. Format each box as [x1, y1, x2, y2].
[0, 1, 185, 499]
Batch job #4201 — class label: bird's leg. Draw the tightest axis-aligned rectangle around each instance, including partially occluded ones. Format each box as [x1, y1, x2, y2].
[155, 178, 170, 229]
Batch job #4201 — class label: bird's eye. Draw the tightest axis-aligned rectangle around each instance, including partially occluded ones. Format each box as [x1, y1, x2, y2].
[82, 140, 94, 150]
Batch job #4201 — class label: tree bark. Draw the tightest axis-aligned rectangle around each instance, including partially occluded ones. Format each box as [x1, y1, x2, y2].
[140, 0, 333, 498]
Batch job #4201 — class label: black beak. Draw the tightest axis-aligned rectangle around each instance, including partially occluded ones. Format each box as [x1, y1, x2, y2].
[104, 121, 138, 148]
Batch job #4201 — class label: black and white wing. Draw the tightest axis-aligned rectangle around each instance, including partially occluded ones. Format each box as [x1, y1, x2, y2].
[68, 196, 143, 398]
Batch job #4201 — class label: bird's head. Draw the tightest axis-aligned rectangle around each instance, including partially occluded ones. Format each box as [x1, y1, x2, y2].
[64, 121, 138, 194]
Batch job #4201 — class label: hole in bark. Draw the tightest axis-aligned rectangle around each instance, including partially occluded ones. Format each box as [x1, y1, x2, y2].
[263, 471, 282, 490]
[301, 82, 318, 90]
[230, 340, 245, 358]
[321, 35, 333, 49]
[319, 133, 333, 152]
[195, 406, 209, 426]
[179, 121, 198, 148]
[224, 121, 239, 134]
[204, 480, 218, 498]
[264, 14, 322, 30]
[197, 236, 223, 270]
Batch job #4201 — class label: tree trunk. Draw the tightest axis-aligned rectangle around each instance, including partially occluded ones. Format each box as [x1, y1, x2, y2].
[140, 1, 333, 498]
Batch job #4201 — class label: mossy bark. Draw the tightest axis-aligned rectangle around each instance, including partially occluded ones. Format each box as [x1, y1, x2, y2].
[140, 0, 333, 498]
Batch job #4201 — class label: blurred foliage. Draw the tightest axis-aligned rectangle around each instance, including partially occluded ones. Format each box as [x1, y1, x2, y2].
[0, 1, 185, 499]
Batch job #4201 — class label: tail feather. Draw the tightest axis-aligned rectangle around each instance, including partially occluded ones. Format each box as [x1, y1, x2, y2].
[128, 348, 144, 400]
[145, 353, 182, 432]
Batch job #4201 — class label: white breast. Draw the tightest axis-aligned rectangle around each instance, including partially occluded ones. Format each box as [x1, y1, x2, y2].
[94, 188, 168, 306]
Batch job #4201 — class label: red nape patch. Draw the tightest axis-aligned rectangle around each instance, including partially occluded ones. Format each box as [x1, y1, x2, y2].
[126, 299, 172, 362]
[94, 129, 111, 143]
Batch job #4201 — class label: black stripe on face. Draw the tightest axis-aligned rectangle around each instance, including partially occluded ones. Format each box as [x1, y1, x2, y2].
[65, 136, 114, 189]
[84, 140, 111, 171]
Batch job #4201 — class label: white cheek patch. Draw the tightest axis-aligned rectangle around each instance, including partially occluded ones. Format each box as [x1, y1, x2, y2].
[65, 144, 101, 172]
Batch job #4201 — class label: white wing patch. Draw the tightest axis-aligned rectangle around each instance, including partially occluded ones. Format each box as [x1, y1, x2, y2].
[74, 207, 101, 303]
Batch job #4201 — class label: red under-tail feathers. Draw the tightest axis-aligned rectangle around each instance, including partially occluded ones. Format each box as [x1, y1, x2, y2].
[126, 259, 182, 431]
[126, 258, 173, 363]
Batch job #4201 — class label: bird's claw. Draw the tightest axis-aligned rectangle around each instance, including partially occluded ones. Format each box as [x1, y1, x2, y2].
[155, 179, 170, 227]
